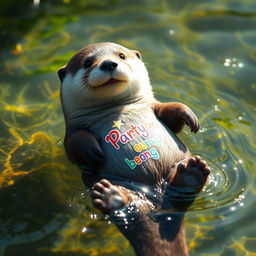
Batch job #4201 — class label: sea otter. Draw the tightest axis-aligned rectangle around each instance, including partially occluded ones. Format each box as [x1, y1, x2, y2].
[58, 42, 210, 256]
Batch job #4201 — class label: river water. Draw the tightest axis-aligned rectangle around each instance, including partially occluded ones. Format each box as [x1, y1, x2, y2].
[0, 0, 255, 255]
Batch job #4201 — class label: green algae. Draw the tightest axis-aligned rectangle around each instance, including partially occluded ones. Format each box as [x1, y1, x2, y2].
[0, 0, 256, 255]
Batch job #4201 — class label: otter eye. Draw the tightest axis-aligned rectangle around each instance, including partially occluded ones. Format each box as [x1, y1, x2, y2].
[119, 53, 126, 60]
[84, 59, 93, 69]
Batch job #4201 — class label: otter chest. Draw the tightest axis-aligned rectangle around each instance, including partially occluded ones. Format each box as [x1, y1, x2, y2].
[85, 109, 187, 183]
[104, 119, 162, 169]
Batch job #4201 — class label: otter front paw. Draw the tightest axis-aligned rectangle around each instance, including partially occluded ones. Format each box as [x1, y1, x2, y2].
[154, 101, 200, 133]
[65, 130, 105, 167]
[175, 105, 200, 133]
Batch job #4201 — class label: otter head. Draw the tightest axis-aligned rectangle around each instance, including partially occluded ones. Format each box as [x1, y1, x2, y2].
[58, 42, 153, 120]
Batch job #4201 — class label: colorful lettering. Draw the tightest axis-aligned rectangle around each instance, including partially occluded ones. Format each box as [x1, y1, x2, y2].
[125, 158, 137, 169]
[130, 124, 140, 135]
[105, 121, 161, 170]
[105, 122, 154, 150]
[144, 122, 158, 129]
[149, 147, 159, 159]
[133, 138, 162, 152]
[137, 124, 150, 138]
[126, 129, 135, 139]
[140, 141, 147, 150]
[134, 156, 142, 164]
[120, 133, 130, 144]
[144, 139, 154, 147]
[125, 147, 160, 169]
[139, 153, 147, 162]
[134, 144, 141, 152]
[105, 130, 120, 150]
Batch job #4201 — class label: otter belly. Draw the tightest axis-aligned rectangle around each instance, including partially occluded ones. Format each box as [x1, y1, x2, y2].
[88, 108, 189, 184]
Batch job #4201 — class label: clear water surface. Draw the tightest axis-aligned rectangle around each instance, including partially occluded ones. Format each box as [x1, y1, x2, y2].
[0, 0, 255, 255]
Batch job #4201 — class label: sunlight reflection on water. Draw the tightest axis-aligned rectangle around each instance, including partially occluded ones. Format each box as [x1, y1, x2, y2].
[0, 0, 256, 255]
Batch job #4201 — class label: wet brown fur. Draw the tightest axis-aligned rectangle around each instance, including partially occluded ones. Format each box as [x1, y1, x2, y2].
[58, 42, 206, 256]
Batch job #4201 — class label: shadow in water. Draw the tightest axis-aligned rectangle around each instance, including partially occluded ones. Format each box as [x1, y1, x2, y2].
[93, 178, 200, 256]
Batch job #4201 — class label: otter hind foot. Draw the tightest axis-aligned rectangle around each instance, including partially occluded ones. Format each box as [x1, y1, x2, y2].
[170, 156, 210, 193]
[91, 179, 129, 213]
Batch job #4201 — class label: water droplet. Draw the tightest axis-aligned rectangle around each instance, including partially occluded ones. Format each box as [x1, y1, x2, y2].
[230, 206, 236, 211]
[90, 214, 97, 219]
[223, 57, 243, 70]
[169, 29, 175, 35]
[81, 227, 87, 233]
[142, 187, 149, 193]
[33, 0, 40, 7]
[214, 105, 220, 111]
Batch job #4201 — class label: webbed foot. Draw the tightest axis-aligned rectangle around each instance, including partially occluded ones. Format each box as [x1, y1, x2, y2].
[170, 156, 210, 193]
[91, 179, 129, 213]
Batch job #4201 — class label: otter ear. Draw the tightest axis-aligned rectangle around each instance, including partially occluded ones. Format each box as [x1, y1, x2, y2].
[57, 66, 66, 82]
[132, 50, 142, 60]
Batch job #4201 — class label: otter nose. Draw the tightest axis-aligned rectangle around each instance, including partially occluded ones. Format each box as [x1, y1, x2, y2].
[100, 60, 118, 71]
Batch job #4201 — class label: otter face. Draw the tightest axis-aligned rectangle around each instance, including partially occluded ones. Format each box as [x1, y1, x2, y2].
[58, 42, 153, 116]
